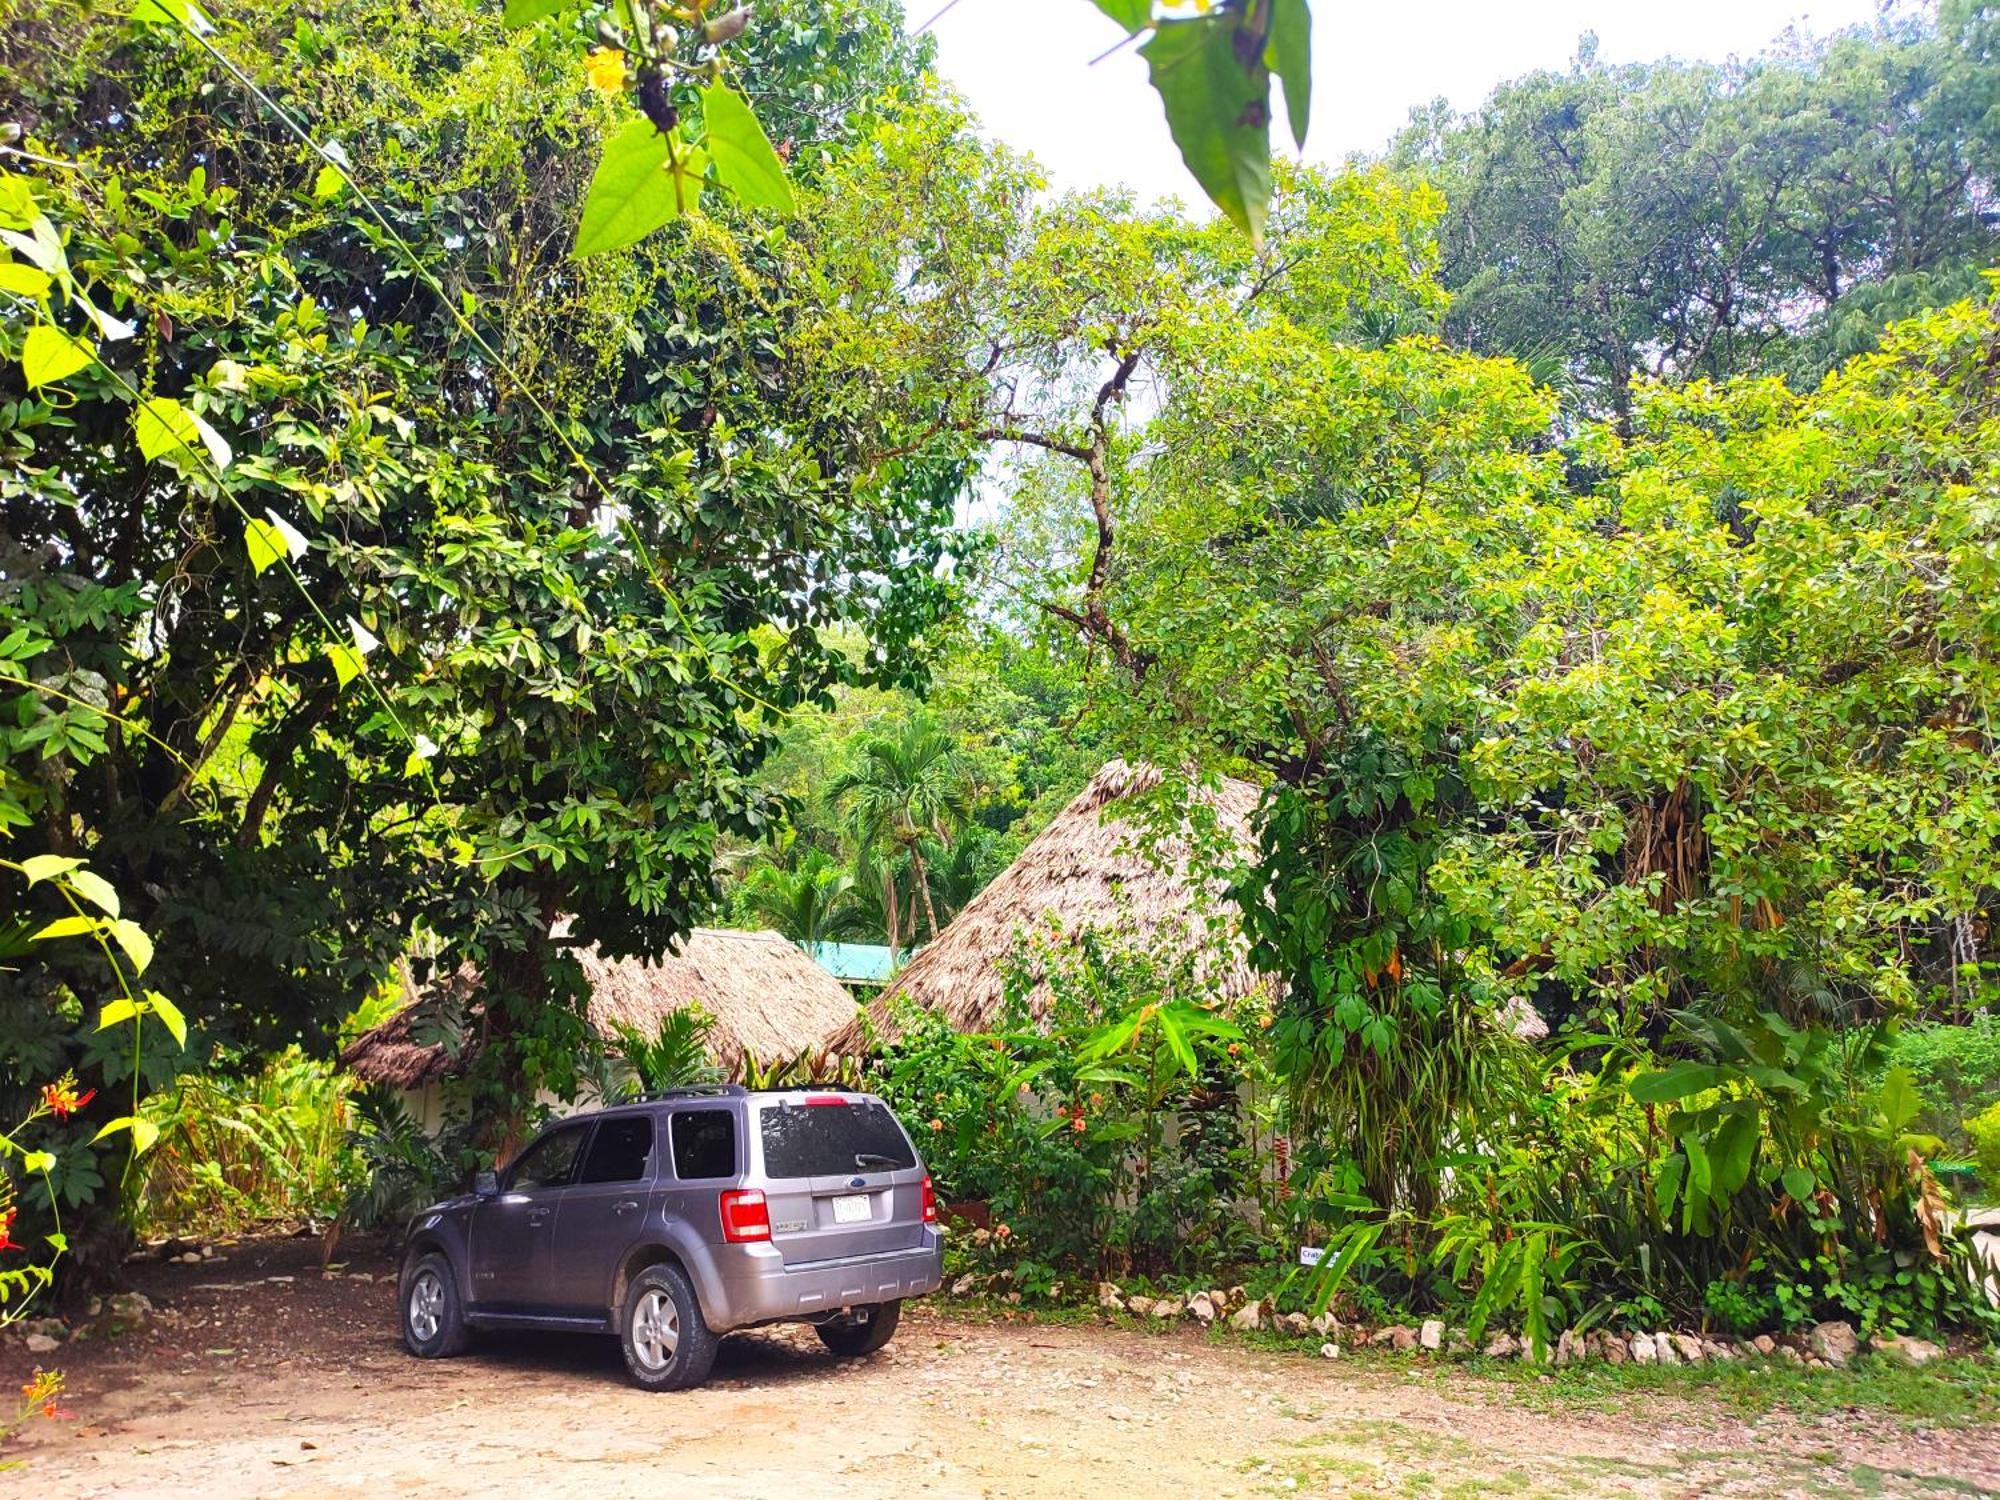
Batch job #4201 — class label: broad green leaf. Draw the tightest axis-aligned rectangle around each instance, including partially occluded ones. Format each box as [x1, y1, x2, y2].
[22, 324, 94, 388]
[133, 397, 196, 463]
[146, 989, 188, 1048]
[1877, 1064, 1920, 1133]
[109, 917, 154, 975]
[404, 733, 440, 778]
[94, 1115, 160, 1154]
[1265, 0, 1311, 150]
[265, 508, 310, 561]
[701, 84, 797, 215]
[502, 0, 574, 26]
[1780, 1165, 1815, 1202]
[1139, 15, 1273, 247]
[44, 1232, 66, 1253]
[1085, 0, 1152, 31]
[575, 114, 694, 260]
[1711, 1109, 1757, 1194]
[328, 641, 364, 688]
[0, 262, 52, 298]
[1653, 1149, 1685, 1221]
[32, 915, 97, 942]
[244, 517, 289, 574]
[19, 854, 82, 885]
[130, 0, 212, 31]
[312, 164, 347, 202]
[98, 997, 140, 1029]
[1156, 1005, 1199, 1079]
[1627, 1061, 1721, 1104]
[21, 1151, 54, 1173]
[66, 867, 120, 917]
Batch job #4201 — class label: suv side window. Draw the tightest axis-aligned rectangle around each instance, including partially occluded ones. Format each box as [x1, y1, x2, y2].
[577, 1114, 654, 1184]
[506, 1122, 589, 1192]
[670, 1110, 736, 1180]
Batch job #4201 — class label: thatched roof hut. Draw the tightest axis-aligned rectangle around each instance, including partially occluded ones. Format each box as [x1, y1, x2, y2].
[341, 927, 860, 1086]
[827, 760, 1271, 1050]
[826, 758, 1549, 1050]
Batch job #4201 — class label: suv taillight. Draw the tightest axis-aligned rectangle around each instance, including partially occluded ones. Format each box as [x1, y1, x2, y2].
[719, 1188, 770, 1243]
[920, 1175, 937, 1224]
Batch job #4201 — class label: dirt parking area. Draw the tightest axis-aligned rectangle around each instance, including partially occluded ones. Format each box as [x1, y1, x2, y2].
[2, 1235, 1995, 1498]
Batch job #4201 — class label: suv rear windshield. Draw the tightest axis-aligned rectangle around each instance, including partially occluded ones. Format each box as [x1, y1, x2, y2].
[760, 1100, 917, 1178]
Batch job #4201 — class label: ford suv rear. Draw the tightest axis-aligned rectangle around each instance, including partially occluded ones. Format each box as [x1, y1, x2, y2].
[395, 1085, 944, 1390]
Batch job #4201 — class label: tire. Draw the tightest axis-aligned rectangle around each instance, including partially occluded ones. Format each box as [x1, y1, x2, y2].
[619, 1262, 719, 1392]
[400, 1250, 471, 1358]
[815, 1299, 901, 1357]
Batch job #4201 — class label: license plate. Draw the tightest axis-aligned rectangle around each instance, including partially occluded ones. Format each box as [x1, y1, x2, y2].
[831, 1193, 871, 1224]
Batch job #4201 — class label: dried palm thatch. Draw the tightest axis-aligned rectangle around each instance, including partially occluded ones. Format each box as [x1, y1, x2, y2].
[827, 760, 1271, 1051]
[340, 929, 860, 1086]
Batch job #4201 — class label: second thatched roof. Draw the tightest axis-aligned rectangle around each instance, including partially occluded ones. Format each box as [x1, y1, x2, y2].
[827, 760, 1271, 1050]
[341, 927, 861, 1087]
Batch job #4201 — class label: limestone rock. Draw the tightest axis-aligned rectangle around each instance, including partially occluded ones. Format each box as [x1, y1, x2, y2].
[1309, 1312, 1341, 1337]
[1750, 1334, 1777, 1356]
[1388, 1325, 1419, 1352]
[1229, 1301, 1264, 1332]
[1188, 1292, 1218, 1324]
[24, 1334, 59, 1354]
[1871, 1332, 1944, 1367]
[1652, 1332, 1679, 1366]
[1319, 1341, 1341, 1360]
[1419, 1319, 1445, 1352]
[1279, 1311, 1310, 1337]
[1555, 1328, 1583, 1365]
[1097, 1282, 1125, 1312]
[1671, 1333, 1705, 1365]
[1808, 1320, 1859, 1368]
[1483, 1332, 1519, 1359]
[1629, 1333, 1657, 1364]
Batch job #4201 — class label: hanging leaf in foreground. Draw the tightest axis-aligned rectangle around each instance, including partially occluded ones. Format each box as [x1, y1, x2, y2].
[701, 83, 797, 215]
[574, 114, 707, 259]
[1140, 13, 1274, 246]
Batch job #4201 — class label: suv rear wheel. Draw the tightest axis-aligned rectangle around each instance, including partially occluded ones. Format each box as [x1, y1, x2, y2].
[400, 1250, 471, 1358]
[619, 1262, 718, 1392]
[815, 1298, 901, 1357]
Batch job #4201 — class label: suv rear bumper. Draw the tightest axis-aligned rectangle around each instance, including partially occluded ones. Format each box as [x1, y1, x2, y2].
[711, 1228, 943, 1329]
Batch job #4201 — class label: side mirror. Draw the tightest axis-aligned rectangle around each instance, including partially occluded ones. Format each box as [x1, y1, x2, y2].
[473, 1169, 500, 1199]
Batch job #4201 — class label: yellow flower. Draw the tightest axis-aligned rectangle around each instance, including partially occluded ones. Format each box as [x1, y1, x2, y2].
[585, 47, 628, 95]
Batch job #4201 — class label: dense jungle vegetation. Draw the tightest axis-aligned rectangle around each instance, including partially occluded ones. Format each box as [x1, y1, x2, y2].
[1, 0, 1998, 1358]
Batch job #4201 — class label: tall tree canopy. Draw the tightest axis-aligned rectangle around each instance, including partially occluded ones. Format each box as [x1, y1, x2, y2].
[0, 0, 982, 1242]
[1389, 3, 2000, 424]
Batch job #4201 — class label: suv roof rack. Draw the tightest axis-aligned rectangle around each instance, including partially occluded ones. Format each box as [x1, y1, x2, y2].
[623, 1084, 748, 1104]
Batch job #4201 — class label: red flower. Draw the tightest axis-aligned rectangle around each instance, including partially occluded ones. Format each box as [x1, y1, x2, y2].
[41, 1075, 94, 1119]
[0, 1206, 21, 1253]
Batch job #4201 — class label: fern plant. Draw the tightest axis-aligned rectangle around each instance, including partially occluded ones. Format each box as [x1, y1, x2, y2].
[607, 1008, 721, 1095]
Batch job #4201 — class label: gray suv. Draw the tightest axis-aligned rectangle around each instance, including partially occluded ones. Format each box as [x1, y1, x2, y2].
[396, 1085, 943, 1390]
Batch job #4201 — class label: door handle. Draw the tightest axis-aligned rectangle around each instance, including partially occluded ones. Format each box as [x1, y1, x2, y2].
[613, 1199, 640, 1216]
[527, 1206, 551, 1227]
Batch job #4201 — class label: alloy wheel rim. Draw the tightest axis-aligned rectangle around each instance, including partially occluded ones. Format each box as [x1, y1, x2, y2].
[408, 1269, 444, 1343]
[631, 1288, 680, 1371]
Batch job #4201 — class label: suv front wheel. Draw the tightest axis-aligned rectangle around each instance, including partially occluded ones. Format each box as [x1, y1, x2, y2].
[620, 1262, 719, 1392]
[400, 1250, 471, 1358]
[815, 1299, 901, 1357]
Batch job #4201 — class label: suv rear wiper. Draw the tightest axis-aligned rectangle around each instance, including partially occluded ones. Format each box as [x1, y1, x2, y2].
[854, 1153, 901, 1170]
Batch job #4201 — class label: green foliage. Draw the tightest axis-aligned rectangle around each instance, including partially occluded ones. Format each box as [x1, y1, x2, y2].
[1390, 8, 2000, 419]
[1891, 1017, 2000, 1155]
[137, 1049, 358, 1236]
[340, 1086, 479, 1235]
[1966, 1100, 2000, 1184]
[868, 924, 1270, 1285]
[0, 0, 973, 1254]
[606, 1009, 722, 1094]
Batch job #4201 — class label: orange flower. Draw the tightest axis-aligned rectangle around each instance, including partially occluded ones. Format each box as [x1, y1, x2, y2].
[21, 1368, 65, 1420]
[1088, 1092, 1103, 1109]
[584, 47, 628, 94]
[41, 1074, 94, 1119]
[928, 1118, 943, 1133]
[1070, 1115, 1085, 1134]
[994, 1222, 1011, 1240]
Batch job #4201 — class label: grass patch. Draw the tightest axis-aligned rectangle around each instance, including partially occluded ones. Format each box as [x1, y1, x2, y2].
[1459, 1353, 2000, 1428]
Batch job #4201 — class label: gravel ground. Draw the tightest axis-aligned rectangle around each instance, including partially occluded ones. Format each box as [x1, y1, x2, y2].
[2, 1235, 1995, 1498]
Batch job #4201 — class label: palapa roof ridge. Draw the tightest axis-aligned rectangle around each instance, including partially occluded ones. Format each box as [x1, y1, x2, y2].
[340, 925, 861, 1087]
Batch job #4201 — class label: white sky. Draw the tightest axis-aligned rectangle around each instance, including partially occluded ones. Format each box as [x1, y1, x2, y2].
[909, 0, 1887, 204]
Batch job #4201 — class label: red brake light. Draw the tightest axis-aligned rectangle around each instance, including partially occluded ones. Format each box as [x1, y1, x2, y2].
[803, 1094, 847, 1107]
[719, 1188, 770, 1243]
[920, 1175, 937, 1224]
